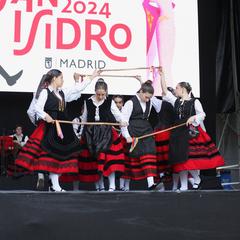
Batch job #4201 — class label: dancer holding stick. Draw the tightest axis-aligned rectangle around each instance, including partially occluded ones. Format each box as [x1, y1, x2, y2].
[15, 69, 100, 192]
[121, 79, 163, 190]
[61, 78, 127, 191]
[158, 67, 224, 191]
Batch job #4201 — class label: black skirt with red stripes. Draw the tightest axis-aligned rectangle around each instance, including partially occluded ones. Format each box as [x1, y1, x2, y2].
[7, 149, 31, 177]
[121, 129, 158, 180]
[173, 126, 225, 172]
[60, 127, 125, 183]
[15, 122, 80, 174]
[122, 134, 157, 180]
[123, 153, 157, 180]
[155, 128, 171, 173]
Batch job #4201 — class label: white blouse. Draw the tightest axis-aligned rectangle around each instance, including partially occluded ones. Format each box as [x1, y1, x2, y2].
[81, 95, 123, 122]
[72, 117, 82, 139]
[35, 79, 91, 120]
[12, 134, 29, 147]
[121, 95, 162, 139]
[163, 91, 206, 130]
[27, 93, 37, 125]
[79, 95, 123, 135]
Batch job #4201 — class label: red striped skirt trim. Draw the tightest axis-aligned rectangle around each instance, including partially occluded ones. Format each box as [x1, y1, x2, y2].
[15, 122, 80, 174]
[122, 154, 157, 180]
[155, 129, 170, 172]
[173, 127, 224, 172]
[60, 128, 125, 183]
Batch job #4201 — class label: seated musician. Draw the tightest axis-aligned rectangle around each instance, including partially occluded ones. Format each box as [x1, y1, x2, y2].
[12, 125, 28, 149]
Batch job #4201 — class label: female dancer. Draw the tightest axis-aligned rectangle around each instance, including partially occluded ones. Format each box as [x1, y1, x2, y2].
[121, 80, 162, 190]
[63, 78, 127, 191]
[159, 67, 224, 191]
[15, 69, 99, 191]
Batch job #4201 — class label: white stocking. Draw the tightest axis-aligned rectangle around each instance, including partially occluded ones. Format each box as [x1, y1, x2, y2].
[179, 171, 188, 191]
[49, 173, 61, 191]
[108, 172, 116, 190]
[172, 173, 180, 191]
[147, 176, 154, 188]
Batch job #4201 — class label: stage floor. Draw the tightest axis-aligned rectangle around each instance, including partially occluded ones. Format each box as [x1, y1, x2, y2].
[0, 190, 239, 240]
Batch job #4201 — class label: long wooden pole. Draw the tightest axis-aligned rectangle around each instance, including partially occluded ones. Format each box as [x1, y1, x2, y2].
[80, 74, 138, 78]
[138, 122, 186, 140]
[56, 120, 122, 126]
[129, 122, 187, 152]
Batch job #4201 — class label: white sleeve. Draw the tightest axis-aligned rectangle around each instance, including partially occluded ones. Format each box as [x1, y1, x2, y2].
[121, 100, 133, 139]
[63, 79, 91, 102]
[35, 89, 48, 120]
[151, 96, 162, 113]
[72, 117, 82, 138]
[27, 94, 37, 125]
[79, 101, 88, 136]
[162, 91, 177, 107]
[72, 117, 80, 134]
[21, 136, 29, 147]
[192, 99, 206, 126]
[111, 100, 123, 122]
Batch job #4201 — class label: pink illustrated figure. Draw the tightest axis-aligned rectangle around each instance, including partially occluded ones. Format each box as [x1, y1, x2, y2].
[143, 0, 176, 95]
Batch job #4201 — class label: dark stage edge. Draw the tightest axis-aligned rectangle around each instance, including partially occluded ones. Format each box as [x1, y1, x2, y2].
[0, 190, 239, 240]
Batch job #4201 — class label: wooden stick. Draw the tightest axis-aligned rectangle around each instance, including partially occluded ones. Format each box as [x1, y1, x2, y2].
[129, 122, 186, 153]
[56, 120, 122, 126]
[80, 74, 138, 78]
[101, 66, 161, 72]
[101, 67, 152, 72]
[138, 122, 187, 140]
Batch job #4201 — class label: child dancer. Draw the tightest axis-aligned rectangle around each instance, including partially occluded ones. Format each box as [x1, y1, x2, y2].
[112, 95, 130, 191]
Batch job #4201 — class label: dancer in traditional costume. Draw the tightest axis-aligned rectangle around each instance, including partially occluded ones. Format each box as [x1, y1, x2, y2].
[15, 69, 99, 191]
[62, 79, 127, 191]
[121, 80, 162, 190]
[159, 67, 224, 191]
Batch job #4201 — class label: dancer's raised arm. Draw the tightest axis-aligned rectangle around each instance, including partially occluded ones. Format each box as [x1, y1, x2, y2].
[158, 66, 168, 96]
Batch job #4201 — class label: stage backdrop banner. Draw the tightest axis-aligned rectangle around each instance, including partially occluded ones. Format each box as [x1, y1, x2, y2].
[0, 0, 199, 96]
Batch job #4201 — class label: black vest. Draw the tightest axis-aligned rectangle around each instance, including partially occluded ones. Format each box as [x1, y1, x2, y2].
[127, 96, 155, 157]
[44, 89, 66, 119]
[169, 98, 197, 165]
[174, 98, 196, 120]
[86, 97, 116, 122]
[41, 89, 81, 160]
[13, 135, 26, 143]
[130, 96, 151, 121]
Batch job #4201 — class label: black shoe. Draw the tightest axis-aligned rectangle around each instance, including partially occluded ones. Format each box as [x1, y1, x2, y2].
[148, 183, 157, 191]
[193, 181, 202, 190]
[49, 186, 66, 192]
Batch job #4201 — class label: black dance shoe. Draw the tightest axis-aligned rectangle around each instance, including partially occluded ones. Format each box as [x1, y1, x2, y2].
[148, 183, 157, 191]
[49, 187, 66, 192]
